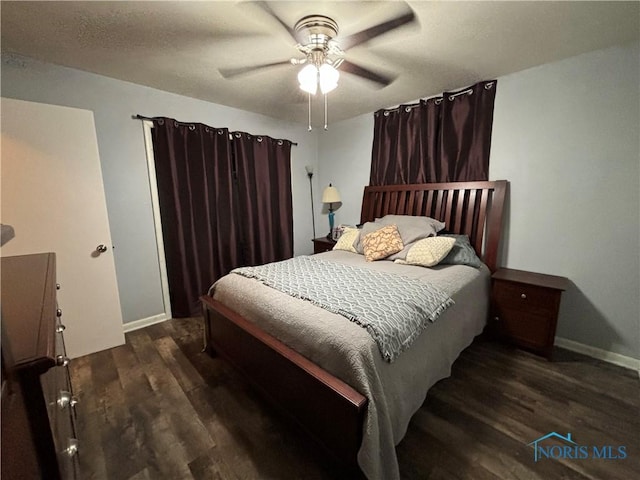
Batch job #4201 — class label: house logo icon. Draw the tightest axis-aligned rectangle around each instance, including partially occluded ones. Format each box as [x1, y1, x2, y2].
[528, 432, 576, 462]
[527, 432, 627, 462]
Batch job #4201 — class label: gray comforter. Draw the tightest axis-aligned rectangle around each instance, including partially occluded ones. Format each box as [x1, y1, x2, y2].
[231, 256, 454, 362]
[210, 250, 490, 480]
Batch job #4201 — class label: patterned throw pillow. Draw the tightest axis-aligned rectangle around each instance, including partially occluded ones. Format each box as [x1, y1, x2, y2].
[333, 227, 360, 253]
[395, 236, 456, 267]
[362, 224, 404, 262]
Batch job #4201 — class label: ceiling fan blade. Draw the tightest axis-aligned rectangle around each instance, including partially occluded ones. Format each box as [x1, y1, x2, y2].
[340, 60, 395, 87]
[340, 9, 416, 50]
[219, 60, 292, 79]
[254, 1, 298, 43]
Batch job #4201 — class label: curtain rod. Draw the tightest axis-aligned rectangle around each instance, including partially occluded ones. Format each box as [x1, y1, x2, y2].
[376, 80, 496, 115]
[133, 115, 298, 146]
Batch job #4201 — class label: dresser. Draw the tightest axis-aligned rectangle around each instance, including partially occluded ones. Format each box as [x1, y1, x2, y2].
[1, 253, 79, 479]
[491, 267, 570, 359]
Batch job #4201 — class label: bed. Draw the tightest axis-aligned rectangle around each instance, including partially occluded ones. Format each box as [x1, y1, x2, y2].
[201, 180, 507, 479]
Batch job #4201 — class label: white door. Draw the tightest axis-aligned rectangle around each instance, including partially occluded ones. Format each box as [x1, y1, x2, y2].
[1, 97, 125, 358]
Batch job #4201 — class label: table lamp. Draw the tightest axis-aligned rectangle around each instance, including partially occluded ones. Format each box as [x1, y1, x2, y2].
[321, 183, 341, 239]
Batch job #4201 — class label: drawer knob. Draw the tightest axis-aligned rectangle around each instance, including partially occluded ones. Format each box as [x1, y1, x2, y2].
[57, 390, 78, 409]
[64, 438, 79, 457]
[520, 293, 527, 299]
[56, 283, 61, 290]
[56, 308, 63, 317]
[56, 355, 70, 367]
[56, 323, 66, 333]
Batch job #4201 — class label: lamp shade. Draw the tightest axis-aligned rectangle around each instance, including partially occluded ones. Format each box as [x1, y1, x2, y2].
[322, 184, 341, 204]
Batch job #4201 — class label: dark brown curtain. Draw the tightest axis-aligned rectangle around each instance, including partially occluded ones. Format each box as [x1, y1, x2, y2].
[150, 118, 294, 317]
[232, 132, 294, 266]
[151, 118, 239, 317]
[370, 80, 497, 185]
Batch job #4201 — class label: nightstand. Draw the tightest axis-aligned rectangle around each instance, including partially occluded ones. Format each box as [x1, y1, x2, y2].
[491, 268, 570, 359]
[312, 236, 336, 254]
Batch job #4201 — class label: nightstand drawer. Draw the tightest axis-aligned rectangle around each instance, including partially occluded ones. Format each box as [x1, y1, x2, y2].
[495, 311, 552, 349]
[492, 281, 559, 317]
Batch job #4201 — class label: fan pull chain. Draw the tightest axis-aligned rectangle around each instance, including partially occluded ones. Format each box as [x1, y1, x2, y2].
[324, 93, 328, 131]
[308, 92, 312, 131]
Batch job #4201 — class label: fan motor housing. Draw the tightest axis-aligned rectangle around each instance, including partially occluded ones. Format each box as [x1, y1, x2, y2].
[294, 15, 339, 47]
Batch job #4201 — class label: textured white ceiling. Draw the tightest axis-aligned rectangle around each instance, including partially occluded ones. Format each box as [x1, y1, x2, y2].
[2, 1, 638, 127]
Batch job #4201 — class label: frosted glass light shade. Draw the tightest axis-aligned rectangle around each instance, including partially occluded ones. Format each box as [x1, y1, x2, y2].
[298, 64, 318, 94]
[319, 64, 339, 94]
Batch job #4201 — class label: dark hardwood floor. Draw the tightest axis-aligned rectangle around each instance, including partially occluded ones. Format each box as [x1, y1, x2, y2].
[70, 318, 639, 480]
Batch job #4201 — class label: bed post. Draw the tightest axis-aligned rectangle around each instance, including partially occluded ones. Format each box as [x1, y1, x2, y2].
[483, 180, 507, 272]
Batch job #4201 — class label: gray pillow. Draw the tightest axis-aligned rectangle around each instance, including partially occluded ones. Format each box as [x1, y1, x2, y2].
[439, 234, 483, 268]
[378, 215, 445, 261]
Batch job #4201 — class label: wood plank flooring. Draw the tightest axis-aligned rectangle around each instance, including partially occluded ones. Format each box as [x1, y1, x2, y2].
[70, 318, 639, 479]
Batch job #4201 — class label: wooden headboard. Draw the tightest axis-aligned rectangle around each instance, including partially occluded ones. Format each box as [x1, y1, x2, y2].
[360, 181, 508, 272]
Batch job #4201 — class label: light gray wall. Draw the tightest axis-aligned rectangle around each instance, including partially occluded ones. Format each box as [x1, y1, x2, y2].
[490, 42, 639, 360]
[1, 54, 318, 324]
[317, 42, 640, 360]
[315, 114, 373, 229]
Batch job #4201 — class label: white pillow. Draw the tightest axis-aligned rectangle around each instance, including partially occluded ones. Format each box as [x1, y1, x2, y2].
[394, 236, 456, 267]
[332, 227, 359, 253]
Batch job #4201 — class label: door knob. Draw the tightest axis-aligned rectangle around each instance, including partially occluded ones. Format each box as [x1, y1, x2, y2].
[96, 244, 108, 253]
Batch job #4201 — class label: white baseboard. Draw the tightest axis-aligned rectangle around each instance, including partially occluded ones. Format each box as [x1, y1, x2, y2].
[555, 336, 640, 375]
[123, 313, 168, 333]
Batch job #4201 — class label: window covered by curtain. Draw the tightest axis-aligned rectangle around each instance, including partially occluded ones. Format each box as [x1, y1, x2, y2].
[150, 118, 293, 317]
[370, 80, 497, 185]
[232, 132, 294, 266]
[151, 118, 238, 317]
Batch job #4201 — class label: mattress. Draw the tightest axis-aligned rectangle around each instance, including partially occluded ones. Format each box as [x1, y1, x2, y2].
[210, 250, 490, 479]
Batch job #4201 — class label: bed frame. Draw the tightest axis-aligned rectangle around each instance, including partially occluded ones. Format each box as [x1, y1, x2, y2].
[201, 180, 507, 473]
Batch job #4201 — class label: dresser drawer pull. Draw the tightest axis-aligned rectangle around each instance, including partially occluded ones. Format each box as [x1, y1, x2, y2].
[520, 293, 527, 299]
[56, 308, 63, 317]
[56, 283, 61, 290]
[56, 355, 70, 367]
[56, 323, 66, 333]
[57, 390, 79, 409]
[64, 438, 79, 458]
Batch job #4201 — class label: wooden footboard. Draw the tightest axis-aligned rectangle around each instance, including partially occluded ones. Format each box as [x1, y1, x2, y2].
[200, 295, 368, 473]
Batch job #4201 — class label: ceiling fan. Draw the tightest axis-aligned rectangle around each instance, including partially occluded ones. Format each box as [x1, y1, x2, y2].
[219, 2, 417, 129]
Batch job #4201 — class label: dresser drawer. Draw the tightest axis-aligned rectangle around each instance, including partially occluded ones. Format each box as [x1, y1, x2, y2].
[41, 361, 78, 479]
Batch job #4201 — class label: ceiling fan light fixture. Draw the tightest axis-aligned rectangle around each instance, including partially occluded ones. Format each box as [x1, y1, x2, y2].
[319, 63, 339, 94]
[298, 64, 318, 94]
